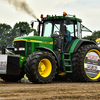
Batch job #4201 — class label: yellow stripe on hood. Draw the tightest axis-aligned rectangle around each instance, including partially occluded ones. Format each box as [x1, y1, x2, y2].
[14, 39, 53, 44]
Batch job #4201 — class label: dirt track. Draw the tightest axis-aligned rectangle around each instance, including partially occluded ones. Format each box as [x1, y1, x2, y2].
[0, 79, 100, 100]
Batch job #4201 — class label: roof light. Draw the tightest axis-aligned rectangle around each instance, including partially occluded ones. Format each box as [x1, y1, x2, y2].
[63, 12, 67, 16]
[41, 14, 43, 18]
[47, 15, 50, 17]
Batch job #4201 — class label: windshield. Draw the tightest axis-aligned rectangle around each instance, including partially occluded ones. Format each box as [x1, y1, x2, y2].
[42, 20, 82, 39]
[43, 20, 61, 37]
[64, 20, 78, 37]
[64, 24, 75, 37]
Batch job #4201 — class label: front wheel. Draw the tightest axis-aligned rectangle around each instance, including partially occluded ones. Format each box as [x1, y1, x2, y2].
[68, 44, 100, 82]
[25, 51, 57, 83]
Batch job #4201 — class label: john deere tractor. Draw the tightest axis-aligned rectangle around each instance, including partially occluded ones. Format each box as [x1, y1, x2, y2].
[0, 12, 100, 83]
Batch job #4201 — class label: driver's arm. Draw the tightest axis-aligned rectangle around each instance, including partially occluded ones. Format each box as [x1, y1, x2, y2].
[64, 33, 68, 36]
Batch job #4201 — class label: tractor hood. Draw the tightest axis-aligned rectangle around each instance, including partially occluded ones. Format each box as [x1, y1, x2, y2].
[14, 36, 53, 44]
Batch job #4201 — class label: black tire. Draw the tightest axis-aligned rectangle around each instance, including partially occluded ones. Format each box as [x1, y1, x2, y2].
[25, 51, 57, 84]
[68, 44, 100, 82]
[0, 70, 25, 82]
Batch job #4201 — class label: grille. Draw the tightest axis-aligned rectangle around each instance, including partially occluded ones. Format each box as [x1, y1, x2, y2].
[27, 42, 31, 55]
[14, 41, 25, 56]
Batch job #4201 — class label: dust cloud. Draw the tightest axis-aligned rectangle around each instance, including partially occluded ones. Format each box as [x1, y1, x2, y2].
[3, 0, 37, 19]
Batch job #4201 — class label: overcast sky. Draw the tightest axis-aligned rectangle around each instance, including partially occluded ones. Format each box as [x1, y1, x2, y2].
[0, 0, 100, 37]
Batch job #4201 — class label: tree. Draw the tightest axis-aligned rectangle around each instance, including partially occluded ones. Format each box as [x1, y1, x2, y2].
[10, 22, 36, 47]
[82, 31, 100, 42]
[13, 22, 36, 37]
[0, 23, 12, 48]
[0, 22, 37, 50]
[92, 31, 100, 41]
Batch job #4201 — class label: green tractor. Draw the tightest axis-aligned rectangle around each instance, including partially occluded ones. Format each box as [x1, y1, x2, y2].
[0, 12, 100, 83]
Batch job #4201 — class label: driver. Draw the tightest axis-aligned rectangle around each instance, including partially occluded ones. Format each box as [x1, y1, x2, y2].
[64, 26, 72, 42]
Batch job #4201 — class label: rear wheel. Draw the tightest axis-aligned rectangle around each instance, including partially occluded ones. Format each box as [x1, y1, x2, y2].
[25, 51, 57, 83]
[68, 44, 100, 82]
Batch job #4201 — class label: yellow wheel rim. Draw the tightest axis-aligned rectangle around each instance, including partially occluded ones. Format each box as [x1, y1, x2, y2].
[38, 58, 52, 77]
[84, 49, 100, 80]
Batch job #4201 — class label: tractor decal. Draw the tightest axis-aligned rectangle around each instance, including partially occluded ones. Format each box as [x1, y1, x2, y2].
[0, 62, 7, 67]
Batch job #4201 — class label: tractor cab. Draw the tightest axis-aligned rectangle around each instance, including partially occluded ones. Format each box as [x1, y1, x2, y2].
[33, 12, 92, 52]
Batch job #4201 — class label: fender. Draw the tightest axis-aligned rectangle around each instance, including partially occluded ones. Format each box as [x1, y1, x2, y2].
[69, 39, 97, 53]
[36, 47, 58, 62]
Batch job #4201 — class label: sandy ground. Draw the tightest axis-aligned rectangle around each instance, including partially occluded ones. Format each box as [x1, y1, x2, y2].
[0, 79, 100, 100]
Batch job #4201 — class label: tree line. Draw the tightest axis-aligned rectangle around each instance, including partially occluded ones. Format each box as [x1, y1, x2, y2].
[0, 22, 37, 49]
[0, 22, 100, 50]
[82, 31, 100, 42]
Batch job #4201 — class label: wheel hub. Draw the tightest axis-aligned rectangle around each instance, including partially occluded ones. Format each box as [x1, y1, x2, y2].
[38, 58, 52, 77]
[39, 62, 46, 73]
[84, 49, 100, 80]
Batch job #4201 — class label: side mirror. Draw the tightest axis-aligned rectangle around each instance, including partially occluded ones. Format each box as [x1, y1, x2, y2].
[66, 18, 71, 25]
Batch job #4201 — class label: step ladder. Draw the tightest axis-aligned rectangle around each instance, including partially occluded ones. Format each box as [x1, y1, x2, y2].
[62, 53, 72, 73]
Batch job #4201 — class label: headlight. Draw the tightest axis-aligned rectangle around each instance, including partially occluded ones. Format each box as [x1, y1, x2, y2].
[14, 48, 25, 51]
[19, 48, 25, 51]
[14, 48, 17, 51]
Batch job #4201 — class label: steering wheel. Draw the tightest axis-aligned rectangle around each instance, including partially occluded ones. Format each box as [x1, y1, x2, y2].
[54, 31, 60, 35]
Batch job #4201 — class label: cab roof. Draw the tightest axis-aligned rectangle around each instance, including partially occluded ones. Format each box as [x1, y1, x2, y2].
[41, 16, 82, 22]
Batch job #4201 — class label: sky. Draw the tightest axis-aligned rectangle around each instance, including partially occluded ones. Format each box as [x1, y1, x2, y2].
[0, 0, 100, 37]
